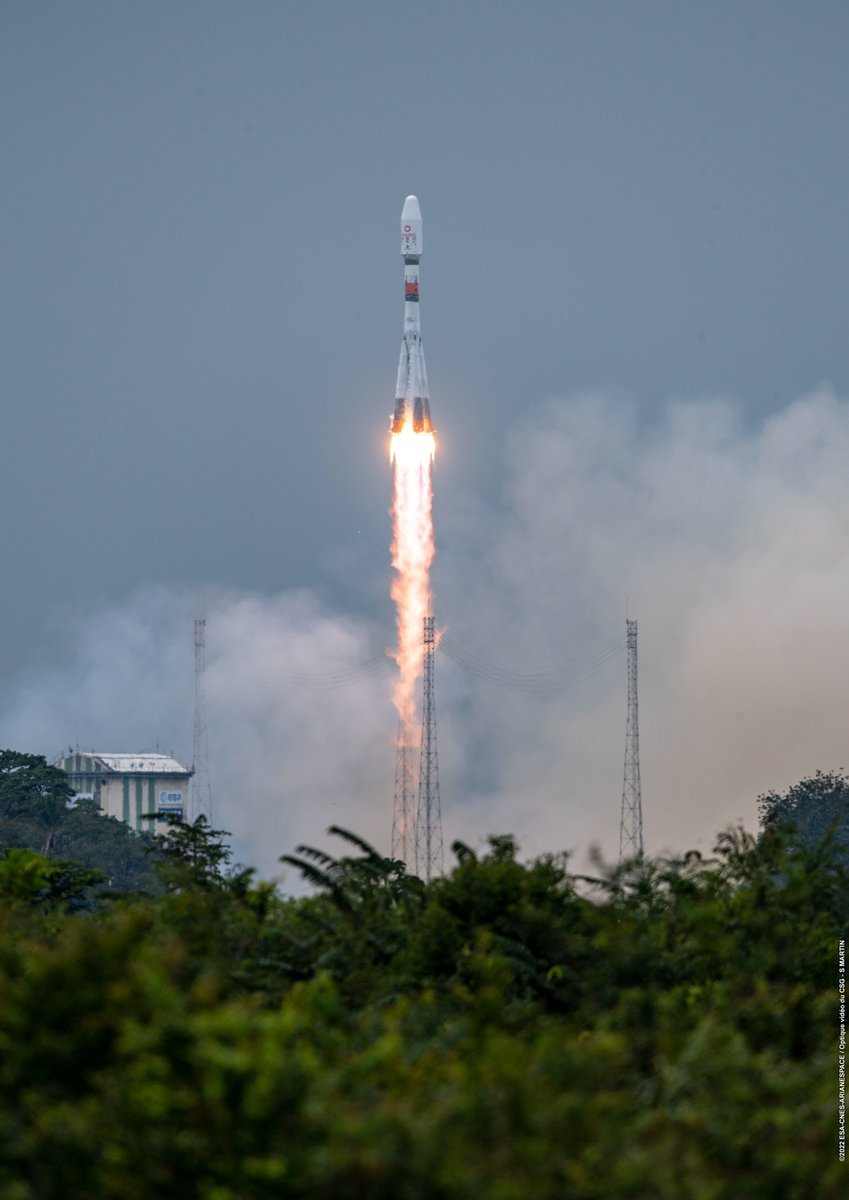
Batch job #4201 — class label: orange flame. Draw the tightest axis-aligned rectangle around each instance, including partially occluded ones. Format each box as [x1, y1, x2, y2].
[390, 419, 436, 751]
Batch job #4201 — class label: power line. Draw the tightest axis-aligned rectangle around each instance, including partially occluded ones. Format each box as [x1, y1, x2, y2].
[240, 653, 391, 690]
[235, 630, 623, 694]
[440, 632, 623, 691]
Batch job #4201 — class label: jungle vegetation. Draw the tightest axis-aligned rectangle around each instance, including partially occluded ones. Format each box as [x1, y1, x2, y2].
[0, 752, 845, 1198]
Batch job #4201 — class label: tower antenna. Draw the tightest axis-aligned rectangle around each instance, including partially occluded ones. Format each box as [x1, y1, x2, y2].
[619, 617, 643, 861]
[392, 727, 416, 866]
[416, 615, 443, 880]
[192, 618, 212, 823]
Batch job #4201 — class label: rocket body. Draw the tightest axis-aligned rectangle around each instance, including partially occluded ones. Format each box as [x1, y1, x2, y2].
[392, 195, 432, 434]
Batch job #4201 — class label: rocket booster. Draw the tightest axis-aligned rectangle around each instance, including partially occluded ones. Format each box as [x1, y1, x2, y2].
[391, 195, 433, 434]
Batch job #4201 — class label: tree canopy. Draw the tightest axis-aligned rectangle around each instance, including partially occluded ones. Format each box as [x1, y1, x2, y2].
[0, 751, 161, 893]
[0, 759, 844, 1196]
[758, 768, 849, 864]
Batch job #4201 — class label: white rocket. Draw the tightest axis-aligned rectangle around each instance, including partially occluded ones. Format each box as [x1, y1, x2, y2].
[391, 195, 433, 434]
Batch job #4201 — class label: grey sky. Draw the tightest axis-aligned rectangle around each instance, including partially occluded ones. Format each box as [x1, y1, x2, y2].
[1, 2, 848, 872]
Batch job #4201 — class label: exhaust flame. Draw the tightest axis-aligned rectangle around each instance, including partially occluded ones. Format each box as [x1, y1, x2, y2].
[390, 420, 436, 752]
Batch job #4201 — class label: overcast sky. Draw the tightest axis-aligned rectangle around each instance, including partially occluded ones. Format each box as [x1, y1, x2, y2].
[1, 2, 848, 877]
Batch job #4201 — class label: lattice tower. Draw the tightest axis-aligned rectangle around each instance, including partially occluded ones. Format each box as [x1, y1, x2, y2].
[619, 617, 643, 861]
[391, 725, 416, 867]
[416, 616, 443, 880]
[192, 618, 213, 823]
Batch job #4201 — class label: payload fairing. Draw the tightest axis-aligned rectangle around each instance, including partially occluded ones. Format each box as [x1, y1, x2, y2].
[391, 195, 433, 434]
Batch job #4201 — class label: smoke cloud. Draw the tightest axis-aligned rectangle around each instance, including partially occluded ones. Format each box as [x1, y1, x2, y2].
[0, 588, 395, 883]
[438, 384, 849, 865]
[2, 386, 847, 880]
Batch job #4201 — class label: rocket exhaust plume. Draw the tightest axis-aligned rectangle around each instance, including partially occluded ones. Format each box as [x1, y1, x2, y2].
[390, 196, 436, 865]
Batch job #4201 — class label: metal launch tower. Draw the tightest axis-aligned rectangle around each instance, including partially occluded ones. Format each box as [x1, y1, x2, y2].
[416, 616, 443, 880]
[619, 618, 643, 861]
[192, 618, 213, 823]
[391, 730, 416, 867]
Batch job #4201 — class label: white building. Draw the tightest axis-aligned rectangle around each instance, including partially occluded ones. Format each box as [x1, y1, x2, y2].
[57, 751, 193, 832]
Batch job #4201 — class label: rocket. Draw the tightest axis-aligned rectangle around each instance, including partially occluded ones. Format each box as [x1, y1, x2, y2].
[391, 195, 433, 434]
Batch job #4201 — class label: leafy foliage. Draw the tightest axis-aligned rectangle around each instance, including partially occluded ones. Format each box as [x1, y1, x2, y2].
[0, 771, 844, 1195]
[152, 813, 235, 891]
[0, 750, 161, 893]
[758, 768, 849, 864]
[0, 848, 103, 910]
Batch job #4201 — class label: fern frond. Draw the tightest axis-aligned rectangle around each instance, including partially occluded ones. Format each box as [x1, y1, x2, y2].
[327, 825, 384, 863]
[293, 844, 339, 870]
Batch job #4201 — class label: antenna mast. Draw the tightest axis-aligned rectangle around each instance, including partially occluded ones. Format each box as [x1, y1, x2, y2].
[392, 727, 416, 866]
[416, 616, 443, 880]
[619, 617, 643, 861]
[192, 618, 212, 823]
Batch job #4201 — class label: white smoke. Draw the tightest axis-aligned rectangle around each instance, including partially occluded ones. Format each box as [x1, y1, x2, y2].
[438, 384, 849, 865]
[2, 386, 848, 879]
[0, 587, 395, 883]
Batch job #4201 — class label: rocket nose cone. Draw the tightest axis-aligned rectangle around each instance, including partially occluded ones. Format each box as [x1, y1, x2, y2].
[401, 195, 421, 221]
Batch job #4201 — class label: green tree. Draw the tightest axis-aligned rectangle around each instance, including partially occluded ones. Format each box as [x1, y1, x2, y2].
[0, 750, 74, 853]
[0, 848, 103, 910]
[0, 751, 161, 893]
[152, 814, 235, 892]
[758, 769, 849, 862]
[279, 827, 425, 1003]
[0, 778, 845, 1196]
